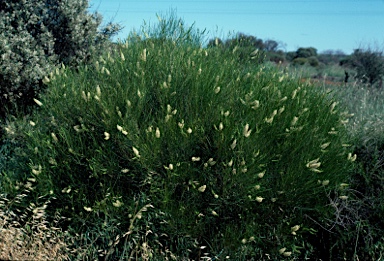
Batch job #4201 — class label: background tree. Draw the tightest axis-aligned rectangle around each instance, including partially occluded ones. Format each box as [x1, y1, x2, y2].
[318, 49, 347, 65]
[340, 47, 384, 86]
[0, 0, 121, 118]
[264, 39, 279, 52]
[288, 47, 319, 67]
[296, 47, 317, 58]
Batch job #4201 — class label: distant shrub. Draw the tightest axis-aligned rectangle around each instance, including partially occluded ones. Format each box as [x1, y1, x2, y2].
[2, 16, 355, 259]
[0, 0, 120, 118]
[296, 47, 318, 59]
[307, 56, 320, 67]
[292, 57, 307, 66]
[340, 47, 384, 86]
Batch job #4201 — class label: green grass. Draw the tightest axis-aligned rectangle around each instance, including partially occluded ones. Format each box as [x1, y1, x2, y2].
[1, 15, 382, 260]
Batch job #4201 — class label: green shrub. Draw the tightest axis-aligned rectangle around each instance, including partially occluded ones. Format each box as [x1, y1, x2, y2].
[292, 57, 307, 66]
[2, 17, 355, 259]
[0, 0, 120, 118]
[307, 56, 320, 67]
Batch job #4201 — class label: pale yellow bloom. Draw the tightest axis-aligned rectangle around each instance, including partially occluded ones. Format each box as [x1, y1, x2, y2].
[214, 86, 221, 94]
[84, 207, 92, 212]
[62, 187, 71, 193]
[141, 48, 147, 61]
[254, 185, 261, 190]
[33, 98, 43, 106]
[283, 252, 292, 257]
[230, 139, 237, 150]
[104, 132, 110, 140]
[227, 159, 233, 167]
[328, 127, 338, 135]
[187, 128, 193, 134]
[48, 158, 57, 165]
[51, 132, 58, 143]
[192, 157, 201, 162]
[117, 125, 123, 131]
[251, 100, 260, 109]
[29, 121, 36, 126]
[291, 225, 300, 231]
[198, 185, 206, 192]
[42, 76, 50, 84]
[279, 248, 287, 254]
[211, 210, 219, 216]
[347, 153, 357, 162]
[340, 183, 349, 188]
[132, 147, 140, 158]
[291, 89, 298, 99]
[208, 158, 216, 166]
[255, 196, 264, 203]
[31, 165, 42, 175]
[113, 200, 123, 208]
[121, 169, 129, 173]
[306, 158, 321, 170]
[320, 142, 331, 150]
[322, 180, 330, 186]
[243, 123, 252, 137]
[257, 170, 266, 178]
[265, 110, 277, 123]
[291, 116, 298, 126]
[330, 101, 338, 113]
[339, 195, 348, 200]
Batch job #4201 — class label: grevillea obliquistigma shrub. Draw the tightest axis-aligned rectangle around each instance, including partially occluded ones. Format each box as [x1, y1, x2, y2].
[0, 0, 120, 118]
[2, 17, 355, 259]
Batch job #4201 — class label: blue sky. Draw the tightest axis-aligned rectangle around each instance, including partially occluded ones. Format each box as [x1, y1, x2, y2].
[89, 0, 384, 54]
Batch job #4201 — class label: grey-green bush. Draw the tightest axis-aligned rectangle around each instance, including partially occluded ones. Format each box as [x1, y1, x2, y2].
[0, 0, 120, 118]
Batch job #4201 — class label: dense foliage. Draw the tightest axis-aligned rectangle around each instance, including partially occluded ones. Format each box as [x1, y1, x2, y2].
[0, 0, 120, 118]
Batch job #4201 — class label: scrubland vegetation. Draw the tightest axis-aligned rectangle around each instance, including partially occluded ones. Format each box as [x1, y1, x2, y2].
[1, 3, 384, 260]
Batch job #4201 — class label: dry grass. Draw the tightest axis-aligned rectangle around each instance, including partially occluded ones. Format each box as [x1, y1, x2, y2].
[0, 194, 69, 260]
